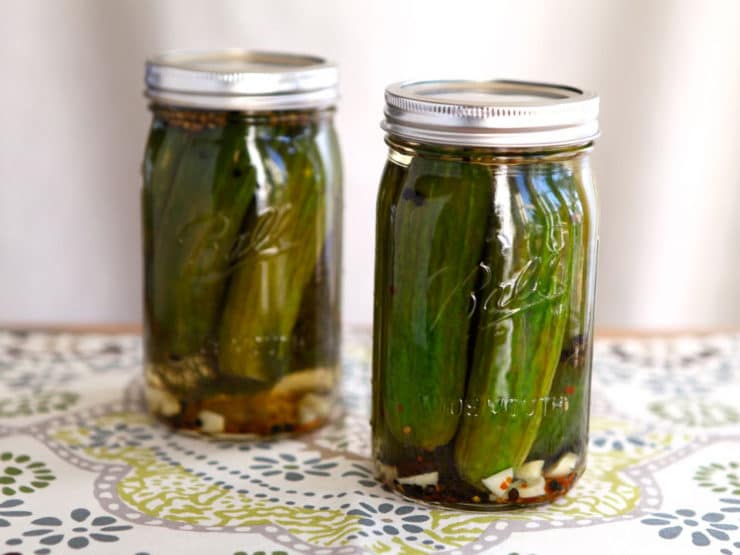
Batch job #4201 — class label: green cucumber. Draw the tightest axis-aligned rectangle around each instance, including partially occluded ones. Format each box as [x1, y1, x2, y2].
[289, 236, 340, 370]
[144, 119, 192, 227]
[529, 163, 593, 459]
[454, 164, 575, 487]
[149, 118, 257, 360]
[372, 158, 406, 464]
[377, 156, 490, 450]
[289, 122, 343, 371]
[218, 121, 328, 381]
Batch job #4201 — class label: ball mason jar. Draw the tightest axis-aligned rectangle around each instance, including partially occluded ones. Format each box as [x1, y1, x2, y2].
[372, 80, 599, 509]
[141, 51, 342, 436]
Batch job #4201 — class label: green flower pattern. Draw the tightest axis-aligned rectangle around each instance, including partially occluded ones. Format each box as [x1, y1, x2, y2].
[0, 331, 737, 554]
[695, 462, 740, 495]
[0, 452, 55, 495]
[649, 399, 740, 427]
[0, 391, 78, 418]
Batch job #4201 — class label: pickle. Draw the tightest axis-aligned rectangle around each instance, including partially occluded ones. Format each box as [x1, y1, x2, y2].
[142, 120, 191, 303]
[372, 159, 406, 466]
[290, 122, 343, 371]
[377, 157, 490, 450]
[530, 167, 593, 459]
[454, 165, 575, 488]
[142, 118, 169, 340]
[528, 334, 588, 460]
[218, 121, 328, 381]
[290, 237, 340, 370]
[143, 118, 192, 225]
[149, 117, 257, 360]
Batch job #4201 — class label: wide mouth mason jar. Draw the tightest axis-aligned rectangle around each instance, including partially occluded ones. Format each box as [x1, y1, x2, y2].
[372, 80, 599, 509]
[142, 50, 342, 436]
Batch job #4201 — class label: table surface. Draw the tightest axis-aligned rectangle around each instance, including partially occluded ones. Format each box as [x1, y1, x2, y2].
[0, 329, 739, 555]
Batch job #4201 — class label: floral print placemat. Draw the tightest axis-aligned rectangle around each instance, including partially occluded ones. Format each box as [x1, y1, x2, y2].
[0, 330, 739, 554]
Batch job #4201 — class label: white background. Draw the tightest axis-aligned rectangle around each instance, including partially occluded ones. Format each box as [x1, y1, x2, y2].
[1, 0, 739, 328]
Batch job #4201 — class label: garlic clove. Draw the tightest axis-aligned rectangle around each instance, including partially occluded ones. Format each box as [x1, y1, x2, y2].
[544, 452, 580, 478]
[272, 368, 335, 397]
[514, 460, 545, 481]
[481, 467, 514, 498]
[298, 393, 331, 425]
[197, 410, 225, 433]
[397, 471, 439, 488]
[515, 477, 547, 498]
[145, 386, 180, 417]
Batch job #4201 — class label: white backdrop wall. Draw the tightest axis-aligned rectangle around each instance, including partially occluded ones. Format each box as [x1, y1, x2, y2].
[1, 0, 739, 328]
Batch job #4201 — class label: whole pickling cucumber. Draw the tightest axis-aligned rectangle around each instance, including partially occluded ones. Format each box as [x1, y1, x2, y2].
[144, 116, 192, 226]
[527, 334, 587, 460]
[218, 120, 328, 381]
[290, 237, 339, 370]
[372, 158, 406, 463]
[378, 156, 490, 450]
[290, 122, 343, 371]
[149, 116, 257, 360]
[142, 116, 185, 344]
[142, 117, 191, 288]
[454, 165, 575, 488]
[529, 165, 593, 460]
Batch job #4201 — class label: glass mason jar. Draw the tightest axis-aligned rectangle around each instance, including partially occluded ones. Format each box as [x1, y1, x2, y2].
[141, 51, 342, 436]
[372, 80, 599, 509]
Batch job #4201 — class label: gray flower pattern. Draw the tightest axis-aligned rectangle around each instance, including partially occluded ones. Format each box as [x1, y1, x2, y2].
[594, 336, 739, 396]
[346, 500, 435, 547]
[0, 498, 32, 527]
[84, 422, 154, 449]
[641, 509, 738, 546]
[590, 429, 659, 452]
[10, 507, 133, 550]
[342, 462, 384, 489]
[0, 333, 140, 393]
[248, 453, 338, 482]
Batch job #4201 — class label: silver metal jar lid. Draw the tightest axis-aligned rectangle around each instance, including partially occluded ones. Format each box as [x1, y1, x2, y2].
[145, 49, 339, 111]
[382, 79, 599, 148]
